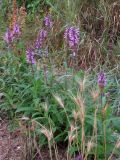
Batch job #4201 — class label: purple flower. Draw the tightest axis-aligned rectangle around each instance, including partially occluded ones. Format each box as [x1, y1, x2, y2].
[26, 48, 36, 64]
[64, 26, 80, 49]
[43, 14, 53, 28]
[4, 24, 20, 44]
[98, 72, 107, 88]
[75, 154, 83, 160]
[35, 29, 47, 49]
[13, 23, 20, 36]
[4, 28, 14, 44]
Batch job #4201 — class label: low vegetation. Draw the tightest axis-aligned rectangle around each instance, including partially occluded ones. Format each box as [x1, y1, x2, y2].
[0, 0, 120, 159]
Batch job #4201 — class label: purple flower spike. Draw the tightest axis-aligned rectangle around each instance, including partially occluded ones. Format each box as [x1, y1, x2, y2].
[4, 23, 20, 44]
[44, 14, 53, 28]
[4, 28, 14, 44]
[75, 154, 83, 160]
[26, 48, 36, 64]
[98, 72, 107, 88]
[35, 29, 47, 49]
[13, 23, 20, 36]
[64, 26, 80, 49]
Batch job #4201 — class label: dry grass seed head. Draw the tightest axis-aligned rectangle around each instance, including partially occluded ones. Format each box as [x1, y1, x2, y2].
[69, 134, 76, 144]
[77, 75, 87, 92]
[72, 95, 85, 123]
[116, 140, 120, 148]
[53, 94, 64, 108]
[42, 102, 48, 112]
[73, 110, 79, 121]
[69, 123, 77, 143]
[40, 128, 53, 141]
[102, 102, 109, 117]
[91, 90, 99, 102]
[87, 140, 94, 153]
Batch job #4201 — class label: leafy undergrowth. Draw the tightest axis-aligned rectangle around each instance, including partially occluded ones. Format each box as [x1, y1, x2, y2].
[0, 52, 120, 160]
[0, 0, 120, 160]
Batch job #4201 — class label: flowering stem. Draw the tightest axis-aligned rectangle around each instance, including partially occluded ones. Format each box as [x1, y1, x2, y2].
[103, 120, 107, 160]
[100, 92, 103, 108]
[31, 63, 34, 77]
[43, 64, 48, 85]
[101, 92, 107, 160]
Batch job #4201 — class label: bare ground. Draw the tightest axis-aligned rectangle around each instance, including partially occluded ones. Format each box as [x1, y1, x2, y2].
[0, 120, 67, 160]
[0, 120, 22, 160]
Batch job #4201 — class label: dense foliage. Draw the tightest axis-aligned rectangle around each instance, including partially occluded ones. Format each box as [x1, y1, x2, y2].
[0, 0, 120, 160]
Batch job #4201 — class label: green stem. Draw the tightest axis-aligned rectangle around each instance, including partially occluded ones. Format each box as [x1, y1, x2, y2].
[103, 120, 107, 160]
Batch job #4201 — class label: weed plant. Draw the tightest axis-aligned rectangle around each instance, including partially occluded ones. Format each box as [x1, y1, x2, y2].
[0, 0, 120, 160]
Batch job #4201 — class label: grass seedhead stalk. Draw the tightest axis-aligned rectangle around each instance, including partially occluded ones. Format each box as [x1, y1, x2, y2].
[108, 137, 120, 160]
[53, 141, 59, 160]
[48, 140, 53, 160]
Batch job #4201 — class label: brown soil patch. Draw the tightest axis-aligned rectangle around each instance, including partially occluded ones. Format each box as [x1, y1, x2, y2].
[0, 120, 67, 160]
[0, 120, 23, 160]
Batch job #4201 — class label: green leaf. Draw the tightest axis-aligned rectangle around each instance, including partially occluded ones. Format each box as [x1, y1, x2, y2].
[16, 106, 34, 113]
